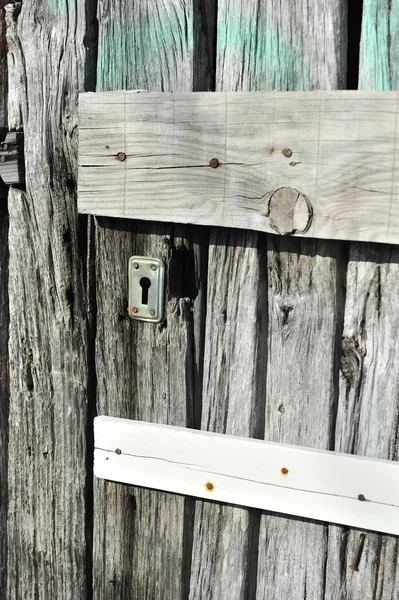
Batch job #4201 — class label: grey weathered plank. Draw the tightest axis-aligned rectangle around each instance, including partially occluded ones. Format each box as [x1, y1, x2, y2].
[93, 1, 210, 598]
[325, 3, 399, 598]
[5, 2, 89, 598]
[0, 3, 8, 593]
[79, 89, 399, 245]
[248, 2, 347, 599]
[189, 229, 267, 600]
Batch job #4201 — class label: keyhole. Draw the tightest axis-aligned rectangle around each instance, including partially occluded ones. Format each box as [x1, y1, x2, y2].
[140, 277, 151, 305]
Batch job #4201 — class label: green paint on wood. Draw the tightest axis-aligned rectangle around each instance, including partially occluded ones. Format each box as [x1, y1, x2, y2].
[217, 20, 310, 90]
[360, 0, 399, 90]
[97, 4, 193, 92]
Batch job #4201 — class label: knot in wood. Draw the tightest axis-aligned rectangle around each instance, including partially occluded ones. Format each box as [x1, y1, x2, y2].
[268, 187, 312, 235]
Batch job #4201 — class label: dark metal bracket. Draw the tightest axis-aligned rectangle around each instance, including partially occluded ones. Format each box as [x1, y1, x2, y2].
[0, 129, 25, 197]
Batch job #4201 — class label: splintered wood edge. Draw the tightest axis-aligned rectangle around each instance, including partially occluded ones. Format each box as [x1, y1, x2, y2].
[94, 416, 399, 535]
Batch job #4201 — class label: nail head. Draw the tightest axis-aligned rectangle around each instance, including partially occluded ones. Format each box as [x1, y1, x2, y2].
[209, 158, 219, 169]
[117, 152, 127, 162]
[115, 448, 122, 455]
[282, 148, 292, 158]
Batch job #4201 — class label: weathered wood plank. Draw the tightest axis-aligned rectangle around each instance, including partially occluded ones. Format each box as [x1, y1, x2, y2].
[247, 2, 347, 599]
[5, 2, 89, 598]
[189, 229, 266, 600]
[94, 416, 399, 535]
[79, 89, 399, 245]
[325, 4, 399, 597]
[0, 4, 8, 593]
[93, 1, 210, 598]
[188, 4, 279, 596]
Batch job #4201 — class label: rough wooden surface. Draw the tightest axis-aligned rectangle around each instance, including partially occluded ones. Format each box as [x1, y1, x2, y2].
[6, 2, 89, 598]
[189, 229, 266, 600]
[324, 3, 399, 598]
[0, 3, 8, 593]
[79, 89, 399, 245]
[93, 2, 209, 599]
[248, 2, 347, 599]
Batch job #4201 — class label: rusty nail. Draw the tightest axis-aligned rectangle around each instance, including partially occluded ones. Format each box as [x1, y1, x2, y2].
[151, 265, 157, 271]
[117, 152, 127, 162]
[350, 534, 366, 571]
[0, 156, 5, 163]
[358, 494, 366, 502]
[150, 309, 155, 316]
[282, 148, 292, 158]
[115, 448, 122, 455]
[209, 158, 219, 169]
[281, 467, 289, 475]
[206, 482, 215, 491]
[133, 262, 139, 269]
[132, 307, 139, 314]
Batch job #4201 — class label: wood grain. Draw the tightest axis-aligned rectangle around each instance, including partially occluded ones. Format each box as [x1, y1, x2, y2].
[78, 89, 399, 245]
[93, 2, 210, 598]
[6, 2, 89, 598]
[0, 3, 8, 593]
[325, 4, 399, 597]
[249, 2, 347, 599]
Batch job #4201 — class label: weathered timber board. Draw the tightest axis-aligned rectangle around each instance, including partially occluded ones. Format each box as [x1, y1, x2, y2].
[6, 2, 90, 598]
[95, 417, 399, 536]
[78, 90, 399, 245]
[0, 3, 8, 593]
[324, 2, 399, 598]
[190, 2, 347, 599]
[93, 1, 210, 599]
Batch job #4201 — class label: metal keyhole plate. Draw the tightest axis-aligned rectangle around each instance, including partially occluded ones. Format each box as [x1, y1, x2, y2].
[128, 256, 165, 323]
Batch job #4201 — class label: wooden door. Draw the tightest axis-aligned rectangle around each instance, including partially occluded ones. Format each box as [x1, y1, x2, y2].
[2, 1, 398, 599]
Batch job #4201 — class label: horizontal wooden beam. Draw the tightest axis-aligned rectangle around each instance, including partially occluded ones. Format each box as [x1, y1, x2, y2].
[94, 416, 399, 535]
[78, 91, 399, 245]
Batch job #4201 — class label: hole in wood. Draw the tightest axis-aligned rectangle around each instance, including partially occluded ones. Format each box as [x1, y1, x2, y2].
[139, 277, 151, 305]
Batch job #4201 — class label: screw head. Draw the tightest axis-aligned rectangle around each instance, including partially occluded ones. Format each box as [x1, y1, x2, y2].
[115, 448, 122, 455]
[281, 467, 289, 475]
[133, 262, 139, 269]
[151, 264, 157, 271]
[117, 152, 127, 162]
[358, 494, 366, 502]
[132, 307, 139, 314]
[149, 309, 155, 317]
[282, 148, 293, 158]
[209, 158, 219, 169]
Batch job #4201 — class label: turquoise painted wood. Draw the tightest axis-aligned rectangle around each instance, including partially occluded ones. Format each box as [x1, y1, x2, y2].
[360, 0, 399, 90]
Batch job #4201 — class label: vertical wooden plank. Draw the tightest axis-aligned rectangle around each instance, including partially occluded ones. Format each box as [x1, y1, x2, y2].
[254, 3, 347, 596]
[6, 2, 90, 598]
[93, 2, 211, 598]
[325, 3, 399, 598]
[189, 2, 347, 599]
[0, 3, 8, 593]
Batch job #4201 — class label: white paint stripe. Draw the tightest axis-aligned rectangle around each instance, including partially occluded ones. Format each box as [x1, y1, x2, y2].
[94, 416, 399, 535]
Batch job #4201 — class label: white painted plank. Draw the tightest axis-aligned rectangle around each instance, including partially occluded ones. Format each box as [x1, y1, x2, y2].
[94, 416, 399, 535]
[78, 90, 399, 245]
